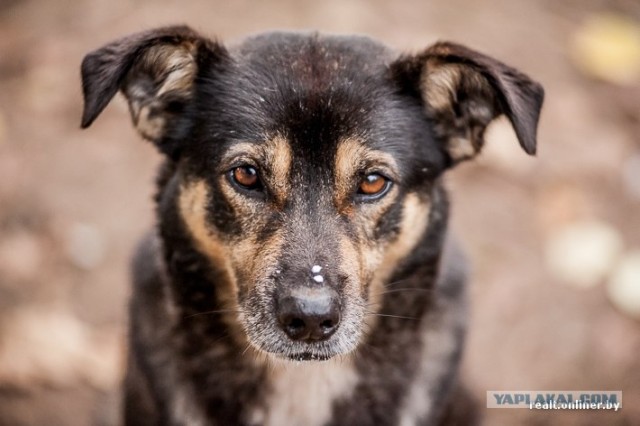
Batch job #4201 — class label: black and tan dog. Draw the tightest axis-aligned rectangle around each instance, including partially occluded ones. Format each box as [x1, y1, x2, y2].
[81, 26, 543, 426]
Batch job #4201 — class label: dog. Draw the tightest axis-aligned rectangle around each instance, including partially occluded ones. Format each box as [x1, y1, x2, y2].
[80, 26, 543, 426]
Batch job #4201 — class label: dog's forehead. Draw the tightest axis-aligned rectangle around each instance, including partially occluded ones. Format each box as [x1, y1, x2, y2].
[194, 32, 444, 181]
[233, 32, 395, 74]
[215, 34, 398, 158]
[232, 32, 395, 114]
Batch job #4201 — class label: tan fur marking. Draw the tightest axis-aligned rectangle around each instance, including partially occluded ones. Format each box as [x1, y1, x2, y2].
[421, 63, 476, 161]
[421, 63, 461, 112]
[447, 135, 476, 161]
[221, 142, 262, 166]
[123, 42, 197, 141]
[229, 230, 285, 289]
[368, 194, 431, 314]
[222, 136, 292, 208]
[179, 180, 224, 262]
[335, 138, 367, 210]
[420, 61, 498, 163]
[339, 235, 365, 288]
[154, 44, 197, 97]
[179, 178, 288, 360]
[263, 136, 292, 207]
[334, 137, 399, 214]
[125, 85, 146, 118]
[135, 105, 165, 141]
[178, 179, 239, 310]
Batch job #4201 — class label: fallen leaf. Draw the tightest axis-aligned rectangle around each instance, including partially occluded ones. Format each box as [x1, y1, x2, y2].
[545, 220, 623, 288]
[607, 251, 640, 319]
[571, 13, 640, 85]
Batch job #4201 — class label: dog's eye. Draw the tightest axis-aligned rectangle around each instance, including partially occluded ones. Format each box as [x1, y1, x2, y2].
[230, 166, 262, 190]
[356, 173, 392, 201]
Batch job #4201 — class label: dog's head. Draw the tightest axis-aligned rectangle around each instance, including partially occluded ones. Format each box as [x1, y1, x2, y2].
[81, 26, 543, 362]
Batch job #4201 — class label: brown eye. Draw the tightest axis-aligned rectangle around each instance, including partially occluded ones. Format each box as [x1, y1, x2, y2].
[357, 173, 391, 199]
[231, 166, 261, 190]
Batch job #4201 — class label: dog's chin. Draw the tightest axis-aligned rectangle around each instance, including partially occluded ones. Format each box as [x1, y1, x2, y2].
[248, 338, 357, 364]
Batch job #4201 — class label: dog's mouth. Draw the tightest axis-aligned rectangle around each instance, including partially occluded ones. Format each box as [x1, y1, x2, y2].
[246, 336, 357, 363]
[283, 352, 333, 362]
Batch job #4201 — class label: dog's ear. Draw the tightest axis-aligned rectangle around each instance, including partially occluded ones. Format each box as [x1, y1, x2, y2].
[390, 42, 544, 165]
[81, 26, 227, 157]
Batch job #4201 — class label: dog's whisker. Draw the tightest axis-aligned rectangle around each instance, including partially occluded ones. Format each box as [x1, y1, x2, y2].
[374, 288, 433, 296]
[382, 278, 414, 288]
[209, 332, 232, 346]
[365, 311, 419, 321]
[241, 342, 253, 357]
[183, 309, 243, 319]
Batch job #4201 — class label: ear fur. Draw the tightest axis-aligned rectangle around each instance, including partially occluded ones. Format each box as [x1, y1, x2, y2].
[391, 42, 544, 165]
[80, 26, 227, 156]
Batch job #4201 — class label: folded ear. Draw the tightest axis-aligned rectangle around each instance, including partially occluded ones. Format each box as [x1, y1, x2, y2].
[80, 25, 228, 157]
[390, 42, 544, 165]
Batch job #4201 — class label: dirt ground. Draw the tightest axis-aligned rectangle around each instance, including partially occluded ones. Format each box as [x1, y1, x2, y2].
[0, 0, 639, 425]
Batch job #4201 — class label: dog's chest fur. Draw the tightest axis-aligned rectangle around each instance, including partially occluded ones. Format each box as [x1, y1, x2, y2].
[252, 359, 358, 426]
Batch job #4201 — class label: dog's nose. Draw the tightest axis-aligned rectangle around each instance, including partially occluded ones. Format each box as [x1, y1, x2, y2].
[276, 287, 341, 342]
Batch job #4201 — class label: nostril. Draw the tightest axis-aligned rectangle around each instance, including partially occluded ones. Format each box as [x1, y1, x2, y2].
[307, 311, 339, 341]
[287, 317, 306, 334]
[320, 319, 335, 331]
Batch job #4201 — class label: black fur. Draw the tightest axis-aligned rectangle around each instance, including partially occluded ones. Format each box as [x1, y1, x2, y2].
[81, 26, 543, 426]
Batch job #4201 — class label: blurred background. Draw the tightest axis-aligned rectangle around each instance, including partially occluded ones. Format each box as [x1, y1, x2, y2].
[0, 0, 639, 425]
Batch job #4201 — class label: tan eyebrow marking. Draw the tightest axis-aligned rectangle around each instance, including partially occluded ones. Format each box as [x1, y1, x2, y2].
[263, 136, 292, 208]
[334, 137, 398, 214]
[222, 136, 292, 208]
[178, 178, 238, 298]
[365, 193, 431, 322]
